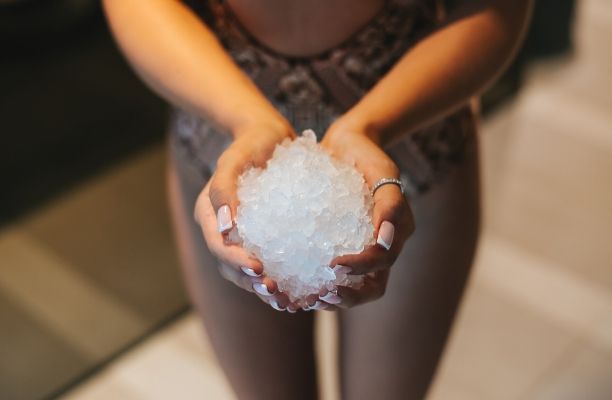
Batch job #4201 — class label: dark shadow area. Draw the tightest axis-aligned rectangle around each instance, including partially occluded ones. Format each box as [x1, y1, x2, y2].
[0, 0, 167, 226]
[482, 0, 577, 114]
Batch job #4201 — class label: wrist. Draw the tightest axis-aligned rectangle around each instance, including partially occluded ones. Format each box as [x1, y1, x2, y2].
[230, 114, 294, 141]
[329, 114, 385, 146]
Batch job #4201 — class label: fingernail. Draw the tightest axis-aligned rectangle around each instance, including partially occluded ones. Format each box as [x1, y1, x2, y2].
[319, 292, 342, 305]
[377, 220, 394, 250]
[287, 306, 297, 313]
[217, 205, 233, 233]
[270, 299, 285, 311]
[253, 283, 272, 296]
[310, 301, 329, 310]
[241, 266, 261, 277]
[333, 265, 352, 274]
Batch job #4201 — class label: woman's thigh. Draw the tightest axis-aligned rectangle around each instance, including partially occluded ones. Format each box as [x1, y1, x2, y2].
[338, 136, 481, 400]
[167, 147, 317, 400]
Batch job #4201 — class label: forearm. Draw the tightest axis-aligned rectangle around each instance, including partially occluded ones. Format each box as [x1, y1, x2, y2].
[102, 0, 288, 138]
[337, 0, 532, 145]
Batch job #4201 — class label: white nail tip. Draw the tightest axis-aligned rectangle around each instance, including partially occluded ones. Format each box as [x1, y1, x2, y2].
[310, 301, 328, 310]
[376, 236, 392, 250]
[218, 222, 233, 233]
[241, 266, 260, 277]
[319, 293, 342, 304]
[269, 300, 286, 311]
[217, 205, 233, 232]
[253, 283, 271, 296]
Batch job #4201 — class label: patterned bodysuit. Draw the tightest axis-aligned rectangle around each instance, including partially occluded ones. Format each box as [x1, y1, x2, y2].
[171, 0, 477, 197]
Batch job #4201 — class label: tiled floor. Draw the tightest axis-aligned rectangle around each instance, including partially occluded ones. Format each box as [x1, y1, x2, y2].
[6, 0, 612, 399]
[0, 148, 187, 399]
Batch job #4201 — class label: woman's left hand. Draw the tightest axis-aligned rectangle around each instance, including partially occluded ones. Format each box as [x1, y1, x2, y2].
[313, 121, 415, 310]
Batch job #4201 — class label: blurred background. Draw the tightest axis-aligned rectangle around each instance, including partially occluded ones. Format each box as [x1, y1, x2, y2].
[1, 0, 610, 399]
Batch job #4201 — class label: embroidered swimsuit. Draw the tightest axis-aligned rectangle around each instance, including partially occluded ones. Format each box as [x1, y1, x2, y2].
[171, 0, 476, 197]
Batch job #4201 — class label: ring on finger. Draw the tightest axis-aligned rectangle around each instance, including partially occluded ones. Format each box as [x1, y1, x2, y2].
[371, 177, 404, 197]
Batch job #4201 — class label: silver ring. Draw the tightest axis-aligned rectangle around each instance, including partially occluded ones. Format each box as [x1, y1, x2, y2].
[371, 177, 404, 197]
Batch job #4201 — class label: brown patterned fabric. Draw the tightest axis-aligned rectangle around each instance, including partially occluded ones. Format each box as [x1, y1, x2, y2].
[171, 0, 476, 197]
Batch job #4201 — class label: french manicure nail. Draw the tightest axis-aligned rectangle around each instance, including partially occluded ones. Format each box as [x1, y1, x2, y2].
[310, 301, 329, 310]
[241, 266, 261, 277]
[333, 265, 352, 274]
[253, 283, 272, 296]
[377, 220, 394, 250]
[319, 292, 342, 305]
[269, 299, 283, 311]
[217, 204, 233, 233]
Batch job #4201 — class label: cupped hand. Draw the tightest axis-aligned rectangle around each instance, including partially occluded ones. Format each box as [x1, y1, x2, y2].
[313, 121, 415, 309]
[194, 121, 300, 312]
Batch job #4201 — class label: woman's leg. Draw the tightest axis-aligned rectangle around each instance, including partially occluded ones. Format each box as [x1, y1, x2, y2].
[167, 151, 318, 400]
[338, 136, 481, 400]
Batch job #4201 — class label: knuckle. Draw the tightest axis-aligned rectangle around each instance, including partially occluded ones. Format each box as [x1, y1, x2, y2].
[387, 162, 401, 179]
[375, 157, 400, 178]
[388, 197, 406, 219]
[377, 195, 406, 223]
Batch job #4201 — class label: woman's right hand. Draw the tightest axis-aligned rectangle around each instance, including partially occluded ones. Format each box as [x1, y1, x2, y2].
[194, 120, 300, 312]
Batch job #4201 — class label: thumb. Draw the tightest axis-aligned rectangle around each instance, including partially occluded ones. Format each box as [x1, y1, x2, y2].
[206, 147, 246, 234]
[371, 184, 411, 251]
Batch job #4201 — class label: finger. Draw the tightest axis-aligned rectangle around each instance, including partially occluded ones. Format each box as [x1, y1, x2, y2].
[218, 262, 261, 292]
[331, 242, 391, 275]
[252, 276, 278, 297]
[304, 294, 320, 308]
[351, 147, 414, 250]
[304, 300, 332, 311]
[319, 270, 389, 308]
[330, 182, 414, 275]
[207, 145, 249, 234]
[195, 180, 264, 274]
[371, 184, 414, 252]
[254, 291, 291, 312]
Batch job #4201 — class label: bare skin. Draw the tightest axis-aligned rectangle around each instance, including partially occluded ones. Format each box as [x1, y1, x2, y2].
[225, 0, 386, 57]
[104, 0, 531, 398]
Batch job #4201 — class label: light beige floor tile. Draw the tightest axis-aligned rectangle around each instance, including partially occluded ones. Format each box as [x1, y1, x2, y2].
[167, 314, 217, 361]
[62, 314, 235, 400]
[482, 83, 612, 289]
[428, 373, 488, 400]
[474, 234, 612, 348]
[428, 279, 576, 400]
[0, 228, 147, 359]
[524, 341, 612, 400]
[20, 145, 185, 321]
[62, 379, 144, 400]
[315, 311, 340, 400]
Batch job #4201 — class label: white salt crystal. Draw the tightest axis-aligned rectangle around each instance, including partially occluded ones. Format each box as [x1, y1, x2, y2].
[236, 130, 374, 302]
